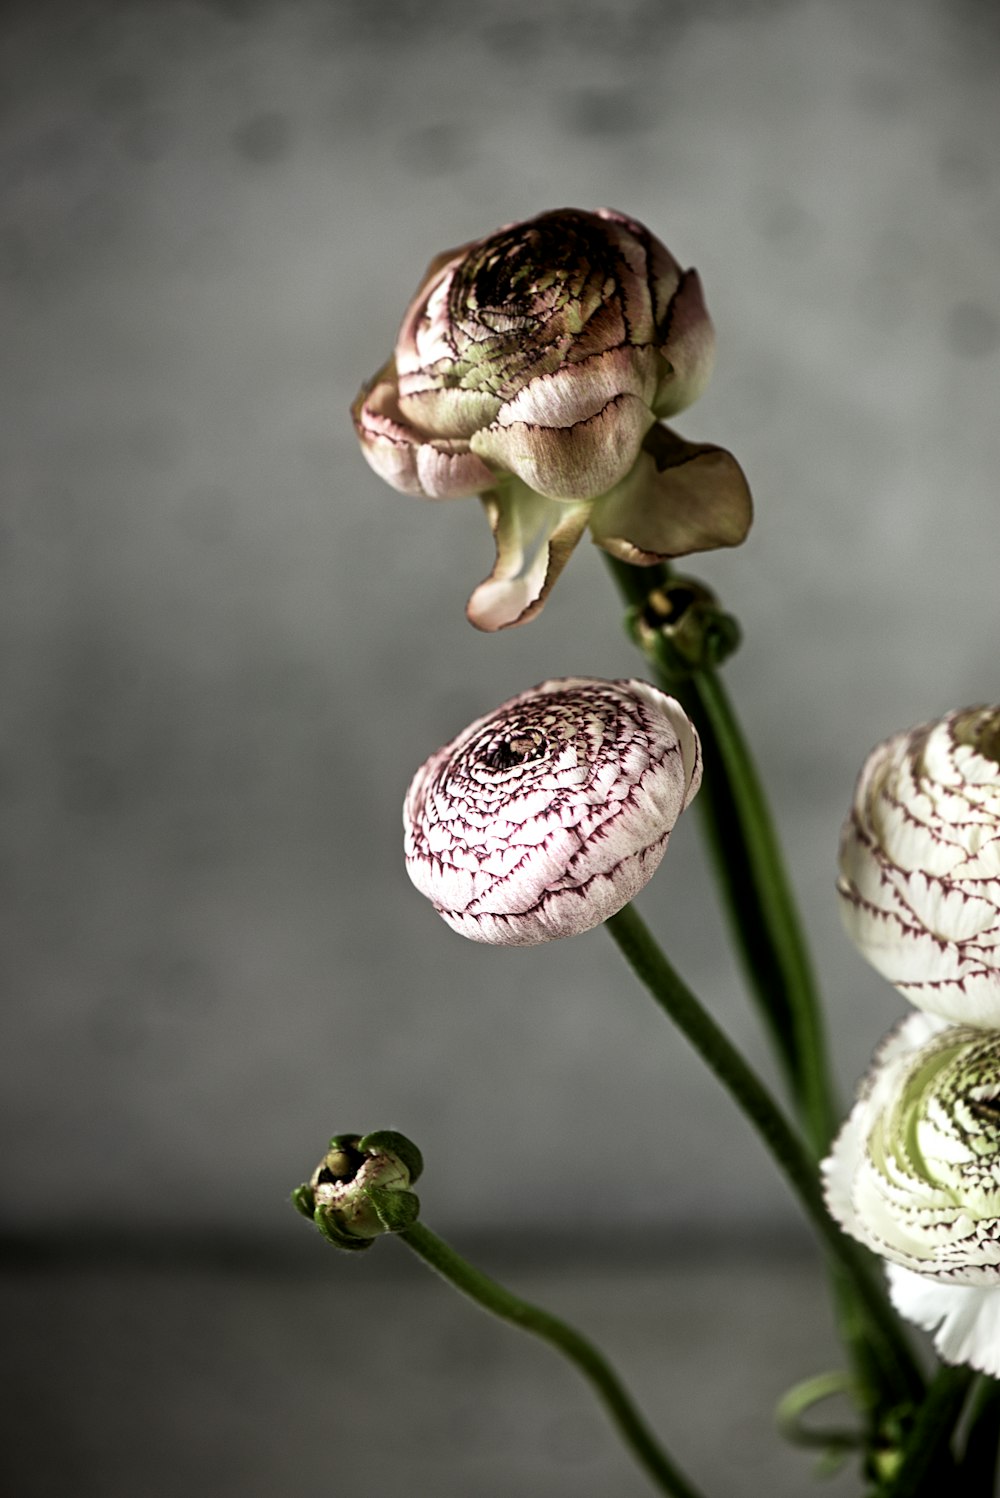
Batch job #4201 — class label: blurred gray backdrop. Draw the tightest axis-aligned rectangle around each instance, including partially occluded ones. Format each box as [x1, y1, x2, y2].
[3, 1, 999, 1494]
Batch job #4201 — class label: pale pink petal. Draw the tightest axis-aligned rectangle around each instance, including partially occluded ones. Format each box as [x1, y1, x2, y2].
[352, 365, 495, 499]
[470, 394, 655, 501]
[494, 347, 660, 429]
[466, 482, 590, 631]
[653, 270, 716, 417]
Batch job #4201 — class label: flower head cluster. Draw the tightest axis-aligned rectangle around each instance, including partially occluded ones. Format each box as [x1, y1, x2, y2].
[403, 677, 701, 945]
[828, 704, 1000, 1372]
[823, 1012, 1000, 1376]
[354, 208, 751, 629]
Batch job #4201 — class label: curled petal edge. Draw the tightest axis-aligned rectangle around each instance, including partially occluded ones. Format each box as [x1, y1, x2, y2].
[590, 426, 753, 563]
[352, 364, 496, 499]
[466, 483, 591, 631]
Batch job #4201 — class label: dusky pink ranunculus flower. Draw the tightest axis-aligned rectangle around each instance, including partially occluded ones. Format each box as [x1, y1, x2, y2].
[403, 678, 702, 945]
[823, 1012, 1000, 1378]
[354, 208, 752, 630]
[838, 707, 1000, 1026]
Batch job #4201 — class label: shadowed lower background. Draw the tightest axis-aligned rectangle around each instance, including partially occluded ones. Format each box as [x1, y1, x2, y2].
[3, 1, 999, 1493]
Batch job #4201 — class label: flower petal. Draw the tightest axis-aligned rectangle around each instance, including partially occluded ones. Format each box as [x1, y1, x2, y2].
[653, 269, 716, 417]
[589, 425, 753, 562]
[470, 393, 655, 501]
[493, 346, 661, 429]
[466, 481, 590, 631]
[352, 364, 495, 498]
[887, 1266, 1000, 1377]
[403, 677, 702, 944]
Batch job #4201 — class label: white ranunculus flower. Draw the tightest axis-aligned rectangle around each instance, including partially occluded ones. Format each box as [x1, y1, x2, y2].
[838, 706, 1000, 1025]
[403, 678, 701, 945]
[823, 1011, 1000, 1376]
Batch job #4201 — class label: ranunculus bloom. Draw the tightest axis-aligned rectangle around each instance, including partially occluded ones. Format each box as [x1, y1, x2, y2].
[354, 208, 752, 630]
[403, 677, 701, 945]
[838, 706, 1000, 1026]
[823, 1012, 1000, 1377]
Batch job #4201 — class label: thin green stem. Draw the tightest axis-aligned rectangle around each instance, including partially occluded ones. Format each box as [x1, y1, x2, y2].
[604, 903, 923, 1408]
[879, 1364, 975, 1498]
[398, 1220, 707, 1498]
[604, 554, 835, 1157]
[603, 555, 884, 1413]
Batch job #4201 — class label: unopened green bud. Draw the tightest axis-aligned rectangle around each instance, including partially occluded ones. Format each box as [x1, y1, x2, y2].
[292, 1131, 422, 1252]
[630, 574, 741, 680]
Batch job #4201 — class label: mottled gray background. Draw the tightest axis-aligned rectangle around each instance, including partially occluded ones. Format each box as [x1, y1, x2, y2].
[3, 1, 999, 1494]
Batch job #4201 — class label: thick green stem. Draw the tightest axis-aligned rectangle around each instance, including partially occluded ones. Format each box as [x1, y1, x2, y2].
[959, 1376, 1000, 1494]
[398, 1220, 707, 1498]
[604, 903, 923, 1408]
[879, 1364, 975, 1497]
[604, 554, 835, 1157]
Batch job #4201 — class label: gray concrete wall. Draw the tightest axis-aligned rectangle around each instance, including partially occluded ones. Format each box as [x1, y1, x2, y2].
[3, 0, 999, 1248]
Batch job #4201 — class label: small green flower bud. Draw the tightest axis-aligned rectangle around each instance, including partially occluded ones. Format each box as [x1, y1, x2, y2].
[631, 574, 742, 680]
[293, 1131, 422, 1252]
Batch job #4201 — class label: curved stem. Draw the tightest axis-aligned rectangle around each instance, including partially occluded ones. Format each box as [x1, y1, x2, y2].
[398, 1219, 707, 1498]
[603, 555, 884, 1412]
[604, 903, 923, 1407]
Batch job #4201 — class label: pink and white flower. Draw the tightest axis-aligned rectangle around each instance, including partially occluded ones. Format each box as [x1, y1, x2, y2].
[354, 208, 751, 630]
[403, 678, 701, 945]
[823, 1012, 1000, 1377]
[838, 707, 1000, 1026]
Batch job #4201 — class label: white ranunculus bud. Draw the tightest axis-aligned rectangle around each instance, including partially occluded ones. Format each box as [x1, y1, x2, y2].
[403, 678, 702, 945]
[353, 208, 751, 630]
[838, 706, 1000, 1025]
[823, 1012, 1000, 1376]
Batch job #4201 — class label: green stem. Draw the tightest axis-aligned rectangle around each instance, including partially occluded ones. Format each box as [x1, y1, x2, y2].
[604, 554, 835, 1156]
[879, 1364, 975, 1497]
[604, 556, 885, 1415]
[398, 1219, 707, 1498]
[959, 1376, 1000, 1494]
[604, 903, 923, 1408]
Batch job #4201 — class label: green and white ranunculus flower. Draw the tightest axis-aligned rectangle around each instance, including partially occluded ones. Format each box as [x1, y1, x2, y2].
[353, 207, 752, 630]
[823, 1012, 1000, 1376]
[838, 706, 1000, 1026]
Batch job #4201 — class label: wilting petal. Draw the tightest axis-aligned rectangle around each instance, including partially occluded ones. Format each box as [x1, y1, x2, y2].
[466, 481, 590, 631]
[590, 425, 753, 563]
[403, 678, 702, 944]
[470, 393, 656, 501]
